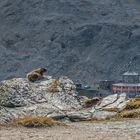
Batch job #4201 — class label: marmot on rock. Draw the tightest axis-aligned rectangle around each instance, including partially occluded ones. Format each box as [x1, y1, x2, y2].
[27, 68, 47, 82]
[83, 97, 102, 108]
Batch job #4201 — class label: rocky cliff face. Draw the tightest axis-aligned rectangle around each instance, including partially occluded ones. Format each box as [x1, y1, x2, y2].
[0, 0, 140, 86]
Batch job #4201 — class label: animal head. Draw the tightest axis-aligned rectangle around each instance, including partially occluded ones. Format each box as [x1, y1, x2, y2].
[40, 68, 47, 73]
[32, 68, 47, 76]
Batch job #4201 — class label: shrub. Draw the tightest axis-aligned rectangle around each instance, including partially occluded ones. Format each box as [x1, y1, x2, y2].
[102, 108, 119, 112]
[119, 111, 140, 118]
[12, 116, 64, 127]
[50, 79, 59, 93]
[125, 97, 140, 110]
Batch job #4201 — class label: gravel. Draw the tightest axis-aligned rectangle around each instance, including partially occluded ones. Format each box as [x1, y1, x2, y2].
[0, 119, 140, 140]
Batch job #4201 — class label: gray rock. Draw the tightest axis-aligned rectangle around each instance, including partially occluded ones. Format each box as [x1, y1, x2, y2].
[96, 94, 118, 109]
[103, 93, 128, 111]
[0, 78, 130, 123]
[59, 76, 76, 91]
[0, 77, 81, 109]
[0, 106, 25, 122]
[92, 110, 117, 120]
[0, 77, 82, 122]
[67, 110, 92, 121]
[47, 112, 66, 120]
[96, 93, 129, 111]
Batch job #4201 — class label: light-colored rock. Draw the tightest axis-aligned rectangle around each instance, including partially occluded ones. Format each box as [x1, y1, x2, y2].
[59, 76, 76, 91]
[0, 77, 81, 109]
[103, 93, 129, 111]
[0, 77, 82, 122]
[96, 94, 118, 109]
[92, 110, 117, 120]
[0, 77, 130, 123]
[0, 106, 25, 122]
[67, 110, 92, 121]
[117, 102, 127, 111]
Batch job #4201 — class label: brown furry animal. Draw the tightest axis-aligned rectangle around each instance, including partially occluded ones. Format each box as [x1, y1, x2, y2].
[27, 68, 47, 82]
[83, 97, 101, 108]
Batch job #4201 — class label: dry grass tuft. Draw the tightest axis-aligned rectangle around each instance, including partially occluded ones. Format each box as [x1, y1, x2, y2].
[118, 111, 140, 118]
[0, 123, 6, 127]
[125, 97, 140, 110]
[102, 108, 119, 112]
[112, 97, 140, 119]
[12, 116, 65, 127]
[50, 79, 59, 93]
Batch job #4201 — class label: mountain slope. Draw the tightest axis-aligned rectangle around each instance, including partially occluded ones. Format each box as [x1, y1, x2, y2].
[0, 0, 140, 86]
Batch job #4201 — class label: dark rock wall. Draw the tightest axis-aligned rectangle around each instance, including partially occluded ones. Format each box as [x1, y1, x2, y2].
[0, 0, 140, 87]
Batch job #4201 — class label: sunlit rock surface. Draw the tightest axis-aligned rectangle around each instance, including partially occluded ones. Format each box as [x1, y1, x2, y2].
[0, 77, 129, 122]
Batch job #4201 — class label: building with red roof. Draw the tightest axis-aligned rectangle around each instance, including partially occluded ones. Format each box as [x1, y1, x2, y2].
[112, 72, 140, 97]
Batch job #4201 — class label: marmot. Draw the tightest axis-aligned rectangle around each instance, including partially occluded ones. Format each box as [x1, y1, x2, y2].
[27, 68, 47, 82]
[83, 97, 101, 108]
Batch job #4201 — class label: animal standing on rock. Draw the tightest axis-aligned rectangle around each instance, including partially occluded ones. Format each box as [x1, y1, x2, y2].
[26, 68, 47, 82]
[83, 97, 101, 108]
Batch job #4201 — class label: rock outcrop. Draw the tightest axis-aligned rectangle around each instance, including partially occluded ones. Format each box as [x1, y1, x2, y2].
[96, 93, 129, 111]
[0, 77, 129, 122]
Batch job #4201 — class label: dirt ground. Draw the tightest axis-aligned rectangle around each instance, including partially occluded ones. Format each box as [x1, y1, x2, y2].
[0, 119, 140, 140]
